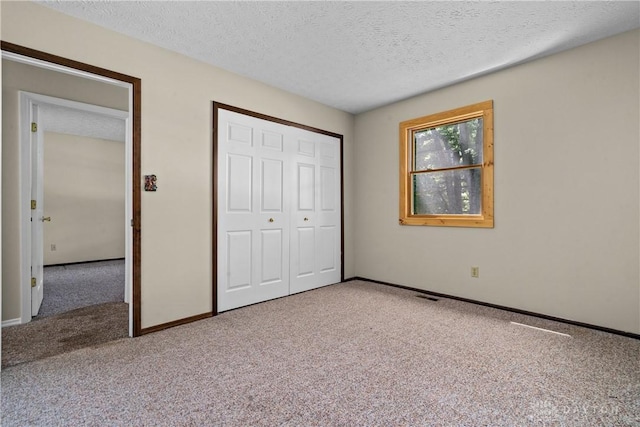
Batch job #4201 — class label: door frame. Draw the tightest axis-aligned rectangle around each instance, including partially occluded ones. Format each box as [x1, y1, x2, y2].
[19, 91, 131, 317]
[212, 102, 345, 315]
[2, 41, 143, 337]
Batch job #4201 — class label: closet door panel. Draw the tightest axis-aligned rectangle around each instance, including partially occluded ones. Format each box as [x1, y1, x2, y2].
[319, 225, 337, 273]
[295, 227, 316, 277]
[261, 159, 283, 212]
[296, 163, 315, 211]
[226, 231, 252, 290]
[290, 129, 341, 294]
[320, 166, 337, 212]
[217, 110, 290, 311]
[260, 229, 284, 284]
[227, 154, 253, 212]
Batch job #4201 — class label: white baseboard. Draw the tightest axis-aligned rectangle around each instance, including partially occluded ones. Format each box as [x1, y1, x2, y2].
[2, 318, 22, 328]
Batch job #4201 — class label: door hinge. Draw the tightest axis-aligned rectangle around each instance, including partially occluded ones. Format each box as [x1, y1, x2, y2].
[31, 122, 37, 132]
[31, 277, 36, 287]
[31, 200, 37, 210]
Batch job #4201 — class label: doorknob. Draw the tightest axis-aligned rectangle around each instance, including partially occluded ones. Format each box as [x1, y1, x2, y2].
[268, 218, 274, 223]
[304, 217, 309, 221]
[42, 216, 51, 222]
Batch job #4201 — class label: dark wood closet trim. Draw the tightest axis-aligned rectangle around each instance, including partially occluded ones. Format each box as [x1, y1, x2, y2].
[1, 41, 143, 337]
[214, 102, 343, 140]
[354, 276, 640, 340]
[212, 101, 346, 315]
[212, 104, 220, 316]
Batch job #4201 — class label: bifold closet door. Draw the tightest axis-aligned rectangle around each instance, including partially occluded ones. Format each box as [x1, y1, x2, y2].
[217, 109, 291, 312]
[289, 128, 342, 294]
[217, 108, 341, 312]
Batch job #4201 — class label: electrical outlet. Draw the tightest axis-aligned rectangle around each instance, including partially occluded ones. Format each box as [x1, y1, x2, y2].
[51, 244, 56, 251]
[471, 266, 479, 278]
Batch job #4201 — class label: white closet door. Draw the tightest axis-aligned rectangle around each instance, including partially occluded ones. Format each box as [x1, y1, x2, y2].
[289, 128, 342, 294]
[217, 109, 291, 312]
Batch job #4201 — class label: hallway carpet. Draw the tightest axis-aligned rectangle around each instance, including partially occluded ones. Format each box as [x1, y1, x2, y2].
[2, 281, 639, 426]
[35, 259, 125, 319]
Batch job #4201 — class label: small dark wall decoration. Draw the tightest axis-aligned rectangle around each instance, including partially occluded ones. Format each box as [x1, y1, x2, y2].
[144, 174, 157, 192]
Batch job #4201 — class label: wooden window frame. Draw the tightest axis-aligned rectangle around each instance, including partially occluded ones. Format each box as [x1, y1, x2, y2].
[399, 100, 494, 228]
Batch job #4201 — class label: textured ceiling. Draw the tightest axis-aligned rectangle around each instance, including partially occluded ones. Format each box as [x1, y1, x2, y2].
[39, 1, 640, 114]
[41, 104, 126, 143]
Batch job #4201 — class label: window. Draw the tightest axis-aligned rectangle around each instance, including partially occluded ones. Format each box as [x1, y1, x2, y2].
[399, 100, 493, 227]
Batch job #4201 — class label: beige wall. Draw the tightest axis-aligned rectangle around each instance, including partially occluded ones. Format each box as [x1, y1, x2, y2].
[354, 29, 640, 334]
[2, 59, 128, 321]
[1, 2, 356, 327]
[43, 132, 125, 265]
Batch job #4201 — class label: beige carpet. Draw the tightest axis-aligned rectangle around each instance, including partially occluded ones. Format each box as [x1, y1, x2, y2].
[2, 302, 128, 368]
[2, 281, 639, 426]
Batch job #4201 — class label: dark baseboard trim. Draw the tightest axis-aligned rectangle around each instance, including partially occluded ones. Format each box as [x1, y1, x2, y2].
[139, 312, 213, 335]
[44, 258, 126, 268]
[352, 276, 640, 340]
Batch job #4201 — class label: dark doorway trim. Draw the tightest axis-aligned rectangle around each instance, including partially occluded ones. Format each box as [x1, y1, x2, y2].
[212, 102, 345, 316]
[2, 41, 143, 337]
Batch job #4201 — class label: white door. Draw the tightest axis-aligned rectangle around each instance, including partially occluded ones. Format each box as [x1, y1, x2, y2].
[30, 104, 45, 316]
[217, 109, 291, 312]
[217, 109, 342, 312]
[289, 129, 342, 294]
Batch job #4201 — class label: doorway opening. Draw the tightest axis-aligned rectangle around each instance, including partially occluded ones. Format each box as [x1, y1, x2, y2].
[1, 42, 142, 352]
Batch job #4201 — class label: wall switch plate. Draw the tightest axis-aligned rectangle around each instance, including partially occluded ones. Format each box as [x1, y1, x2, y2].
[471, 266, 479, 278]
[51, 244, 57, 251]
